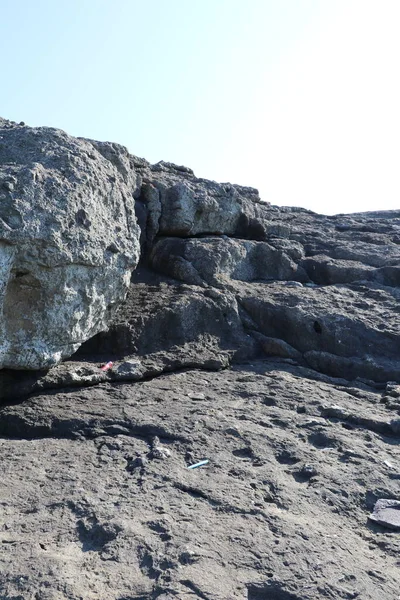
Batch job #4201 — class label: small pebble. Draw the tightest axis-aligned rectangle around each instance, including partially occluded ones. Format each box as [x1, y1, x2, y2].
[284, 281, 303, 288]
[151, 446, 171, 460]
[188, 392, 206, 401]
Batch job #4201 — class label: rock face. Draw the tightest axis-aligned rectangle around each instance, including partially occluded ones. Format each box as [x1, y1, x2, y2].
[0, 119, 140, 369]
[134, 164, 400, 384]
[1, 119, 400, 600]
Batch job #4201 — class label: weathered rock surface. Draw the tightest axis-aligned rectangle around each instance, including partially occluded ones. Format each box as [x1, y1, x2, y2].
[149, 237, 304, 286]
[134, 159, 278, 241]
[0, 118, 140, 369]
[1, 362, 400, 599]
[369, 499, 400, 530]
[1, 119, 400, 599]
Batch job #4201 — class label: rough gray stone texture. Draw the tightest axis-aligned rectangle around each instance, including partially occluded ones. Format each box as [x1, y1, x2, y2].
[76, 268, 258, 365]
[369, 499, 400, 530]
[236, 280, 400, 383]
[1, 121, 400, 600]
[133, 171, 400, 384]
[149, 237, 306, 286]
[1, 362, 399, 599]
[133, 157, 289, 242]
[0, 118, 140, 369]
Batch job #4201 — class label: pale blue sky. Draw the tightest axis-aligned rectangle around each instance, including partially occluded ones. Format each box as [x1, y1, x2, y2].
[1, 0, 399, 214]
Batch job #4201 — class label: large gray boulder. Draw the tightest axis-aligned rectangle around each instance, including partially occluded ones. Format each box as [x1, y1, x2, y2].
[0, 119, 140, 369]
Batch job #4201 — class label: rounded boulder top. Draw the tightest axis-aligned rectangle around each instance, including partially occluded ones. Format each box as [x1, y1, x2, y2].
[0, 118, 141, 370]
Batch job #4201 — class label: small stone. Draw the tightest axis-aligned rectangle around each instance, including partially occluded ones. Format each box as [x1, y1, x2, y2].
[150, 436, 171, 459]
[2, 180, 14, 191]
[151, 436, 160, 448]
[386, 383, 400, 398]
[115, 360, 142, 378]
[188, 392, 206, 400]
[369, 499, 400, 530]
[300, 464, 318, 478]
[284, 281, 303, 287]
[321, 405, 349, 419]
[151, 446, 171, 460]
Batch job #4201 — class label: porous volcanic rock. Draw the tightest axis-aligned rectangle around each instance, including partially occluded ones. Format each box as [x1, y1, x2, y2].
[0, 118, 140, 369]
[1, 120, 400, 600]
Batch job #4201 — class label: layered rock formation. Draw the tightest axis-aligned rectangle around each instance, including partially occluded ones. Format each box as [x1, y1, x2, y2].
[96, 157, 400, 386]
[0, 119, 399, 600]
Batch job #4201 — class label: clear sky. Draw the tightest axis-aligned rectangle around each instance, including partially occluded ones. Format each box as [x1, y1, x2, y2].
[1, 0, 399, 215]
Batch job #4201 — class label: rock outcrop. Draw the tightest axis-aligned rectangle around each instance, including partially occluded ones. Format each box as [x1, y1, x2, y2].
[0, 119, 140, 369]
[114, 160, 400, 385]
[0, 119, 399, 600]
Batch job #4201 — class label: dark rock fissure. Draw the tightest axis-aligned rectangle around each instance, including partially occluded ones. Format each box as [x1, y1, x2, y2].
[247, 583, 301, 600]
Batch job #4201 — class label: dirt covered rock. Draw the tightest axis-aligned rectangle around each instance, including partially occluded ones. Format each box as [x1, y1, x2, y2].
[0, 361, 399, 599]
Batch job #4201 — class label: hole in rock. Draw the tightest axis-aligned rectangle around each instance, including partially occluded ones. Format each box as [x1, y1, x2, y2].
[75, 208, 91, 229]
[262, 396, 277, 406]
[308, 431, 337, 449]
[313, 320, 322, 334]
[275, 450, 300, 465]
[14, 270, 30, 278]
[233, 447, 253, 459]
[77, 519, 120, 553]
[341, 422, 355, 430]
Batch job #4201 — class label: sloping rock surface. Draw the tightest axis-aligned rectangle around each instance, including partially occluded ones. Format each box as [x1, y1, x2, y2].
[0, 121, 400, 599]
[1, 363, 400, 599]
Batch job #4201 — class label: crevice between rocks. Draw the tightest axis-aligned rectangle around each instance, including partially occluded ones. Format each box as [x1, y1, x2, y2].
[320, 405, 400, 440]
[0, 359, 230, 404]
[0, 413, 190, 443]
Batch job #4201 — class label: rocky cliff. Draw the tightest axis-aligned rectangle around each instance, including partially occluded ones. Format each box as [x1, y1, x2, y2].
[0, 119, 399, 600]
